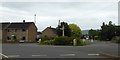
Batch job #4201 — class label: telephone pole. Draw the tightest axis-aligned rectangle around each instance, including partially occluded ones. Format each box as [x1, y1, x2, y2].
[62, 25, 64, 36]
[59, 20, 64, 36]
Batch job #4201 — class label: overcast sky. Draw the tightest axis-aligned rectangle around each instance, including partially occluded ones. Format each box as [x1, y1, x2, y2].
[0, 1, 118, 31]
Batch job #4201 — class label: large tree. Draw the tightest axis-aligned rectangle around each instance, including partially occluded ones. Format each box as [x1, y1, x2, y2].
[56, 22, 71, 37]
[69, 24, 82, 37]
[115, 26, 120, 36]
[100, 21, 116, 40]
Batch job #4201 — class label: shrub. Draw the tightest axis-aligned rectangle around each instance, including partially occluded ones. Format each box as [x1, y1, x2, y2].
[39, 36, 55, 45]
[40, 40, 54, 45]
[39, 36, 90, 46]
[53, 36, 71, 45]
[53, 36, 85, 46]
[14, 39, 19, 43]
[112, 37, 120, 43]
[12, 36, 19, 43]
[41, 36, 55, 42]
[116, 39, 120, 43]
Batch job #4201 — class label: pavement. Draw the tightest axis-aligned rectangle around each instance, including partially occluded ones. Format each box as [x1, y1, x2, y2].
[1, 40, 119, 59]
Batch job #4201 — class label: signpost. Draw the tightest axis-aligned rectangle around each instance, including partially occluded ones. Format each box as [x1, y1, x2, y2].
[73, 39, 77, 46]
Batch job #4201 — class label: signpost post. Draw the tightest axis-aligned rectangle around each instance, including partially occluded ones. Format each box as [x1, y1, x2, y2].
[73, 39, 77, 46]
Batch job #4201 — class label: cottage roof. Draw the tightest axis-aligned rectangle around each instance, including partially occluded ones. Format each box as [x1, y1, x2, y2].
[8, 22, 33, 29]
[0, 22, 36, 30]
[0, 22, 10, 30]
[42, 26, 57, 34]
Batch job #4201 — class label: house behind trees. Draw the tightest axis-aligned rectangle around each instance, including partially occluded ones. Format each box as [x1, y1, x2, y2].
[42, 26, 58, 37]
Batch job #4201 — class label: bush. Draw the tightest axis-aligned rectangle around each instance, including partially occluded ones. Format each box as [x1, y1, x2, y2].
[39, 36, 90, 46]
[11, 36, 19, 43]
[39, 36, 55, 45]
[112, 37, 120, 43]
[53, 36, 71, 45]
[41, 36, 55, 42]
[116, 39, 120, 43]
[14, 39, 19, 43]
[53, 36, 86, 46]
[40, 40, 54, 45]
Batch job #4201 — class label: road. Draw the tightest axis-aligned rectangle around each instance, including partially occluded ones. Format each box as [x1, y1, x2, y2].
[1, 40, 119, 59]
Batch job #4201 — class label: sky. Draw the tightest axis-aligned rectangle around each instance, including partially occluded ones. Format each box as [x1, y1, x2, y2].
[0, 0, 119, 31]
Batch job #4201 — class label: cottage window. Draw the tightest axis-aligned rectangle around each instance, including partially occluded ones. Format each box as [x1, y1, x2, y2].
[12, 29, 17, 32]
[8, 29, 9, 32]
[22, 37, 26, 40]
[14, 29, 17, 32]
[22, 29, 26, 32]
[8, 29, 17, 32]
[7, 37, 11, 40]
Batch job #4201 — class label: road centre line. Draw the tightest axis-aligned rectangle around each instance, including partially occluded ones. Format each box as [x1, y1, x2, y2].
[88, 53, 100, 56]
[32, 54, 47, 57]
[60, 54, 75, 56]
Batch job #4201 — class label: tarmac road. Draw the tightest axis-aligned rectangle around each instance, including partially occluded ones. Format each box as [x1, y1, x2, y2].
[1, 40, 119, 60]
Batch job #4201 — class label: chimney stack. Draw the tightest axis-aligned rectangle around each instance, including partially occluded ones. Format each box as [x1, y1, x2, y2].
[23, 20, 25, 23]
[50, 26, 51, 28]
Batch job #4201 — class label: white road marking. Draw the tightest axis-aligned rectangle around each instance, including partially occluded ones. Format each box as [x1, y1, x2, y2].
[32, 55, 47, 57]
[60, 54, 75, 56]
[88, 53, 100, 56]
[0, 53, 9, 58]
[7, 55, 20, 58]
[51, 46, 73, 47]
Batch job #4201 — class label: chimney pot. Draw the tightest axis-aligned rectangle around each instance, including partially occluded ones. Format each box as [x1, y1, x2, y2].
[50, 26, 51, 28]
[23, 20, 25, 23]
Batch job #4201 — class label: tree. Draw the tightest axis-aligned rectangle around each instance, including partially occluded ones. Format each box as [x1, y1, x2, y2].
[56, 22, 71, 37]
[88, 29, 99, 40]
[100, 21, 116, 41]
[69, 24, 82, 37]
[114, 26, 120, 37]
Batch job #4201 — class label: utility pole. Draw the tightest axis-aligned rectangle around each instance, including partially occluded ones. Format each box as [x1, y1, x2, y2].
[59, 20, 64, 36]
[60, 25, 64, 36]
[62, 25, 64, 36]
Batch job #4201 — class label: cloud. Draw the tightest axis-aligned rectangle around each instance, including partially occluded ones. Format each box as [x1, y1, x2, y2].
[0, 0, 119, 2]
[0, 2, 118, 31]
